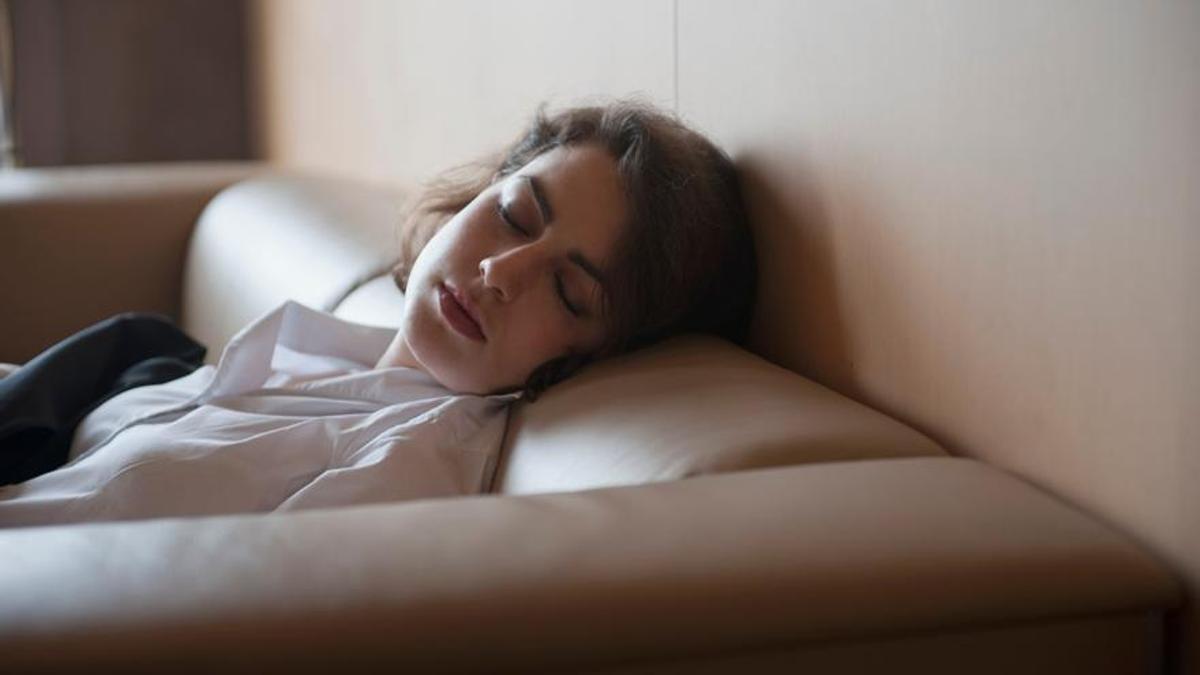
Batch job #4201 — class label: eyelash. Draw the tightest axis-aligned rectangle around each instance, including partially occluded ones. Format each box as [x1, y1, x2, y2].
[495, 201, 580, 317]
[555, 275, 581, 317]
[496, 202, 529, 237]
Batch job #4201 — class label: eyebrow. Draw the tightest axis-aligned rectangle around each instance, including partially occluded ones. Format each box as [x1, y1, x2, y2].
[519, 175, 554, 224]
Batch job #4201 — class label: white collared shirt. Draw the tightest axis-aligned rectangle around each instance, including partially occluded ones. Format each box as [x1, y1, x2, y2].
[0, 301, 518, 528]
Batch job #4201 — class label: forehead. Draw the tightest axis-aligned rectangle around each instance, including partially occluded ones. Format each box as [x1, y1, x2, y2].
[512, 144, 627, 264]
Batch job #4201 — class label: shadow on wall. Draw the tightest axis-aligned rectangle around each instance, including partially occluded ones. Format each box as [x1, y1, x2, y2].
[734, 152, 962, 458]
[736, 154, 851, 392]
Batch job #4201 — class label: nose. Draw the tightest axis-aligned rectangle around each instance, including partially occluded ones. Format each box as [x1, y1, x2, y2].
[479, 244, 541, 302]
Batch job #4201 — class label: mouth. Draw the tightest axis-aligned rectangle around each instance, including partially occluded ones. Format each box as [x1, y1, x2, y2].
[438, 282, 486, 342]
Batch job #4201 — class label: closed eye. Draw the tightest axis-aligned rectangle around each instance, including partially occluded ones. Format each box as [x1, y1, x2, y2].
[496, 202, 529, 237]
[555, 274, 581, 317]
[496, 198, 581, 318]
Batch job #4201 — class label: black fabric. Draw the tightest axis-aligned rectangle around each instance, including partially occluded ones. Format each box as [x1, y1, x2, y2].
[0, 313, 206, 486]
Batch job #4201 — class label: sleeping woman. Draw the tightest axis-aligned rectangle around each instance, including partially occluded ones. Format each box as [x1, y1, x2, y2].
[0, 100, 757, 527]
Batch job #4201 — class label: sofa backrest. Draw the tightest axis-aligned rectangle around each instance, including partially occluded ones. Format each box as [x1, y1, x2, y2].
[181, 172, 947, 494]
[181, 173, 405, 358]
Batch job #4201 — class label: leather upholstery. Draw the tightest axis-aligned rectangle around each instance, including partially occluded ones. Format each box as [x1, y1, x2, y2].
[181, 173, 405, 361]
[497, 334, 946, 494]
[332, 273, 406, 328]
[0, 162, 259, 363]
[0, 458, 1179, 672]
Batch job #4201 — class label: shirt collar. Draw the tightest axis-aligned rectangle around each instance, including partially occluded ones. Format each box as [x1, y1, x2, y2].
[196, 301, 398, 402]
[194, 301, 521, 404]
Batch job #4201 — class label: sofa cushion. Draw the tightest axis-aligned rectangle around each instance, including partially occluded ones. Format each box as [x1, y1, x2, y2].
[331, 271, 945, 494]
[494, 335, 947, 494]
[332, 273, 405, 328]
[182, 174, 404, 361]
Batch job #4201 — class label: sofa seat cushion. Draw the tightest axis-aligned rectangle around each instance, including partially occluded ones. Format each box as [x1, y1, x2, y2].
[495, 335, 947, 494]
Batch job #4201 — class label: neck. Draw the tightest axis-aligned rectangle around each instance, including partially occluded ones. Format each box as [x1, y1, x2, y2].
[375, 330, 421, 371]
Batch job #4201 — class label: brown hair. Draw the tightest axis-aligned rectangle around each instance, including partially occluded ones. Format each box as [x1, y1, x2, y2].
[394, 99, 757, 399]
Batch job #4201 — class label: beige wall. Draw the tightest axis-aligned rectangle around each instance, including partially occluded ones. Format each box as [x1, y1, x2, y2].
[248, 0, 675, 187]
[249, 1, 1200, 670]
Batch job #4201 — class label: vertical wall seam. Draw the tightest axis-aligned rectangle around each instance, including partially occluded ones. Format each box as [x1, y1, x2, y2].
[672, 0, 679, 112]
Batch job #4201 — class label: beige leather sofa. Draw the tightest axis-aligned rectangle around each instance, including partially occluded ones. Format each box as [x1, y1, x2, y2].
[0, 163, 1180, 673]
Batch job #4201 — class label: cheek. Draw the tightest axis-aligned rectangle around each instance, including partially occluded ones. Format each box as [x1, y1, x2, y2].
[498, 300, 577, 365]
[411, 228, 467, 279]
[412, 205, 498, 273]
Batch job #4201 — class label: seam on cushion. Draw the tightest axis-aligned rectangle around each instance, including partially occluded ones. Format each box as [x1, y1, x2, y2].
[327, 263, 396, 313]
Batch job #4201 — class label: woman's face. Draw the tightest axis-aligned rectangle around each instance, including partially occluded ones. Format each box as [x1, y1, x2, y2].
[378, 144, 628, 394]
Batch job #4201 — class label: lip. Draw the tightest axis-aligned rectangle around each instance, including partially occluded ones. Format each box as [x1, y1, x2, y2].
[438, 283, 487, 342]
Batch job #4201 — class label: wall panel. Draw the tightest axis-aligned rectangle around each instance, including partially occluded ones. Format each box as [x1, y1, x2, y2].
[678, 1, 1200, 669]
[250, 0, 674, 188]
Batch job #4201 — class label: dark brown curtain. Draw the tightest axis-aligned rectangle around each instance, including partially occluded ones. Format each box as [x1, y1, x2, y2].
[8, 0, 248, 167]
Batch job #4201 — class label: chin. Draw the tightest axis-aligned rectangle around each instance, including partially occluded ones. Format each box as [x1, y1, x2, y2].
[412, 345, 495, 395]
[405, 302, 521, 395]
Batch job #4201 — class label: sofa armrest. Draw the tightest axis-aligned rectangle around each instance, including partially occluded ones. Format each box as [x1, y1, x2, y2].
[0, 162, 261, 362]
[0, 457, 1178, 672]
